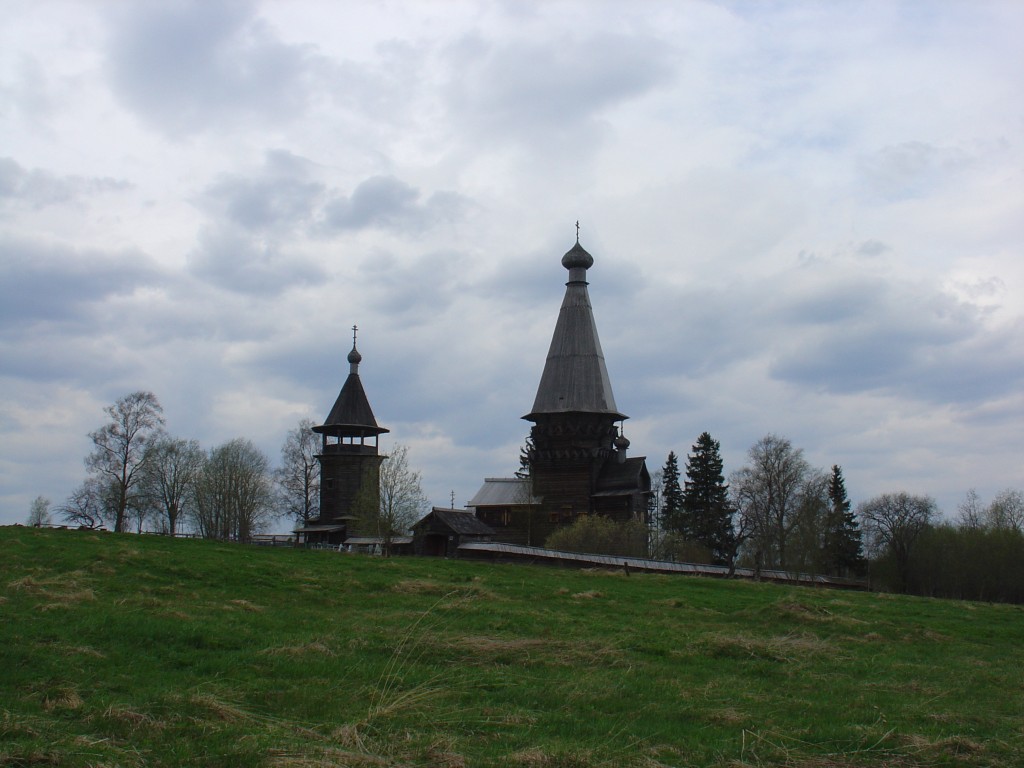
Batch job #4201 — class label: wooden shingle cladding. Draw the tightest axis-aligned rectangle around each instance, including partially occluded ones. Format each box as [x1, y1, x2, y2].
[520, 239, 651, 530]
[317, 450, 383, 527]
[314, 372, 386, 440]
[593, 456, 652, 522]
[305, 339, 388, 544]
[467, 478, 546, 547]
[412, 507, 497, 557]
[524, 241, 624, 422]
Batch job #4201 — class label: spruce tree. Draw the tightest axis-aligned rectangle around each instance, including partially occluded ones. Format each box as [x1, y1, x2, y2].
[681, 432, 735, 565]
[515, 435, 534, 479]
[824, 465, 865, 577]
[660, 451, 685, 537]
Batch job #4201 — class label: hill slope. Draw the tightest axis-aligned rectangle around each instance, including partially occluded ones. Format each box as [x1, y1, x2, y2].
[1, 526, 1022, 767]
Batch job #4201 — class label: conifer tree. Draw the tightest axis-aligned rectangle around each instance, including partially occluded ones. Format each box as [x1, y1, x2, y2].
[824, 464, 865, 577]
[515, 435, 534, 479]
[682, 432, 735, 565]
[660, 451, 685, 537]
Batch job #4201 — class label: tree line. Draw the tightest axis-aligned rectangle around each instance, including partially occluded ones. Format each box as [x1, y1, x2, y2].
[551, 431, 1024, 603]
[36, 391, 425, 543]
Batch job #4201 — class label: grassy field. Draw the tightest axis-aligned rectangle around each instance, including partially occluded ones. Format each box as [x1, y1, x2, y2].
[1, 526, 1022, 767]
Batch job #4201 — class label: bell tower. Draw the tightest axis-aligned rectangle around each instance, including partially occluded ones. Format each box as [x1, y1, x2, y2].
[312, 327, 389, 538]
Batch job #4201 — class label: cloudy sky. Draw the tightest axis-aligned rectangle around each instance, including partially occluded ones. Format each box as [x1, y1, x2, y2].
[2, 0, 1022, 528]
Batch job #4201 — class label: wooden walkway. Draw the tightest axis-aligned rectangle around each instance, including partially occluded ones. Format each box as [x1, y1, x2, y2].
[457, 541, 868, 590]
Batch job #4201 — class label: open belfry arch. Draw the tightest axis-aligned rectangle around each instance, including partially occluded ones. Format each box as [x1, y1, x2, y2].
[303, 327, 389, 546]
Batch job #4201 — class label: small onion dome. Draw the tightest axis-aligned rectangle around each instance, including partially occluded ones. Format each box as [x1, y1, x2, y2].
[347, 346, 362, 365]
[614, 433, 631, 451]
[561, 241, 594, 270]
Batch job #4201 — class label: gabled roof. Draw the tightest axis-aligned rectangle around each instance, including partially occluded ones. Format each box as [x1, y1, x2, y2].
[524, 240, 626, 422]
[596, 456, 650, 493]
[467, 478, 539, 507]
[415, 508, 497, 536]
[313, 342, 389, 438]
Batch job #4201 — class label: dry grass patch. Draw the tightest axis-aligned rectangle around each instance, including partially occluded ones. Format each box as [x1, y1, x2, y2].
[571, 590, 603, 600]
[507, 746, 602, 767]
[737, 728, 911, 768]
[262, 640, 336, 657]
[0, 711, 40, 739]
[651, 597, 685, 608]
[58, 644, 105, 659]
[392, 579, 446, 595]
[447, 635, 552, 656]
[102, 704, 165, 732]
[774, 599, 871, 630]
[189, 692, 253, 722]
[443, 632, 623, 669]
[6, 574, 54, 592]
[38, 588, 96, 609]
[900, 732, 985, 758]
[228, 599, 265, 612]
[702, 632, 831, 663]
[707, 707, 747, 726]
[42, 687, 83, 712]
[9, 573, 98, 612]
[267, 748, 391, 767]
[392, 579, 497, 602]
[480, 707, 538, 726]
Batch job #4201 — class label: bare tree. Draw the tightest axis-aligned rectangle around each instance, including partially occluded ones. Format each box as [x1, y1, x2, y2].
[85, 391, 165, 533]
[59, 477, 115, 529]
[275, 418, 320, 525]
[986, 488, 1023, 533]
[956, 488, 985, 530]
[730, 434, 815, 571]
[141, 436, 204, 535]
[27, 496, 52, 526]
[787, 470, 831, 575]
[191, 439, 273, 542]
[354, 443, 428, 555]
[858, 492, 937, 592]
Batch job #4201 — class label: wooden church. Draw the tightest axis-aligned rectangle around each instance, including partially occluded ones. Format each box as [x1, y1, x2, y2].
[297, 235, 651, 553]
[469, 236, 651, 545]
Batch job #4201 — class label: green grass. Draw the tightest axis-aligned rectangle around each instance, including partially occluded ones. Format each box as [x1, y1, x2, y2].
[1, 527, 1022, 767]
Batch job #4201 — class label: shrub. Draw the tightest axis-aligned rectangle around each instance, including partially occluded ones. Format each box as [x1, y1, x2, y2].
[544, 515, 648, 558]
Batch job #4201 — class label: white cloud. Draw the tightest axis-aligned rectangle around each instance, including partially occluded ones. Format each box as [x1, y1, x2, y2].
[105, 0, 323, 136]
[1, 0, 1022, 525]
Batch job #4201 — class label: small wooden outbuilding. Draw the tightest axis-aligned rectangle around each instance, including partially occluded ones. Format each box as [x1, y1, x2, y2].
[412, 507, 497, 557]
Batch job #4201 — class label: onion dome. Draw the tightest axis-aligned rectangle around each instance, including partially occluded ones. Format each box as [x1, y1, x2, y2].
[313, 327, 389, 439]
[561, 241, 594, 271]
[524, 235, 626, 421]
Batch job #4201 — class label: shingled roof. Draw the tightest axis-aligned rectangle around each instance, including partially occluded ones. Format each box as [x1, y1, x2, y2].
[467, 478, 539, 507]
[594, 456, 650, 496]
[524, 240, 626, 422]
[313, 341, 389, 438]
[416, 508, 497, 536]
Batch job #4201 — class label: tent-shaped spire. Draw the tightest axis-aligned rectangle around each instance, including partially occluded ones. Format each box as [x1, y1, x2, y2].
[524, 239, 626, 422]
[313, 329, 389, 439]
